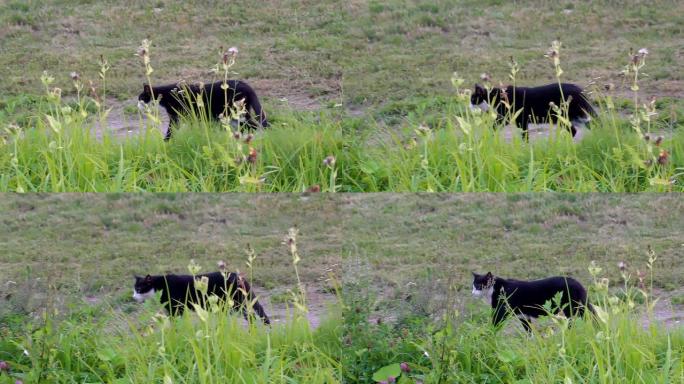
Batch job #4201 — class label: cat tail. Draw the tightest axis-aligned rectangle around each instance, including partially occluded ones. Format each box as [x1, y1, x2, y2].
[245, 86, 269, 128]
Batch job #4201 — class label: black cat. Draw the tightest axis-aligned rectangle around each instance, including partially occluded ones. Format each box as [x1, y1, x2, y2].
[138, 80, 269, 140]
[470, 83, 596, 139]
[133, 272, 271, 325]
[472, 272, 591, 332]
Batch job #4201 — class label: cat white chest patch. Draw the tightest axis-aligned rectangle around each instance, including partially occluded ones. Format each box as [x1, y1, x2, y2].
[133, 288, 156, 303]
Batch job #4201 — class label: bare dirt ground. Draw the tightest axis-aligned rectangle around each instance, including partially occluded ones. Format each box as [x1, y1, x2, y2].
[645, 289, 684, 329]
[92, 98, 167, 139]
[253, 286, 338, 329]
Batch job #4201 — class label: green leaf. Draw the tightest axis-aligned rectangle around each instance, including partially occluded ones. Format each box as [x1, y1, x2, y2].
[497, 349, 518, 363]
[372, 363, 402, 382]
[96, 347, 117, 362]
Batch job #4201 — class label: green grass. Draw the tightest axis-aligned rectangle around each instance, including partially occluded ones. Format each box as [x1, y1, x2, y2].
[1, 304, 341, 383]
[0, 0, 682, 192]
[0, 90, 681, 192]
[343, 277, 684, 383]
[1, 0, 682, 107]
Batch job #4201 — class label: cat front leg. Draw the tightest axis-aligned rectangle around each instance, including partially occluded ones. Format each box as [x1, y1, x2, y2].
[243, 111, 260, 130]
[251, 299, 271, 325]
[515, 115, 530, 141]
[165, 113, 179, 141]
[517, 314, 532, 333]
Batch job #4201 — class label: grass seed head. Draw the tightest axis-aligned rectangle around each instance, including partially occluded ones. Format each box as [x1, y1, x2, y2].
[657, 149, 668, 165]
[323, 155, 336, 168]
[187, 259, 201, 275]
[247, 147, 258, 164]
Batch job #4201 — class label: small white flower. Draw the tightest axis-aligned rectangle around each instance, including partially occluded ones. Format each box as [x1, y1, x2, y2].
[228, 46, 239, 55]
[638, 48, 649, 56]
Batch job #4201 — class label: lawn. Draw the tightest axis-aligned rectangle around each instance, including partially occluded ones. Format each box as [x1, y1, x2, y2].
[0, 0, 682, 192]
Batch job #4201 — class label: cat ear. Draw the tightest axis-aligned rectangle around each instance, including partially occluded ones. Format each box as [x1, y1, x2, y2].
[143, 84, 151, 93]
[475, 84, 485, 94]
[145, 274, 152, 282]
[486, 272, 492, 278]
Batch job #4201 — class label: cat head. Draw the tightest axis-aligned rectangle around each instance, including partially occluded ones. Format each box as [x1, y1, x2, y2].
[470, 84, 504, 112]
[138, 84, 153, 104]
[471, 272, 495, 298]
[133, 274, 156, 303]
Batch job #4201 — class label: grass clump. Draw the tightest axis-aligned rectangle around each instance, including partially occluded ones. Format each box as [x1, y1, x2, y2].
[0, 301, 341, 383]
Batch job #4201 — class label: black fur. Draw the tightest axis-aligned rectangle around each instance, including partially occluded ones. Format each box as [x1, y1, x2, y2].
[472, 272, 591, 332]
[471, 83, 596, 139]
[138, 80, 269, 140]
[134, 272, 270, 325]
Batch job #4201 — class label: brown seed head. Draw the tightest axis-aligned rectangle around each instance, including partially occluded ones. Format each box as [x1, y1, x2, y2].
[247, 147, 258, 164]
[657, 149, 669, 165]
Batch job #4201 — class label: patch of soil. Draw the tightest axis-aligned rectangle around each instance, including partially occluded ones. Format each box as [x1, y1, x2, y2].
[501, 123, 587, 142]
[611, 80, 684, 101]
[249, 78, 327, 111]
[252, 286, 337, 329]
[643, 289, 684, 329]
[93, 98, 168, 138]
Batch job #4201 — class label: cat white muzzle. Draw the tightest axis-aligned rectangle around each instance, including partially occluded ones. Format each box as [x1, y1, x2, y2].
[133, 288, 156, 303]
